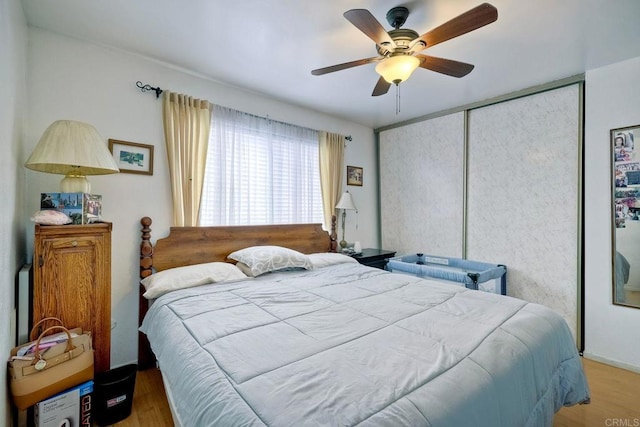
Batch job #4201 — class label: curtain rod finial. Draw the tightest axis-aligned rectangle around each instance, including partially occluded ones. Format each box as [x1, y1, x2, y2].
[136, 81, 163, 99]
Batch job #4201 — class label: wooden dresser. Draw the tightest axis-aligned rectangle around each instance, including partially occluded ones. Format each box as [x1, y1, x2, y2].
[33, 222, 112, 373]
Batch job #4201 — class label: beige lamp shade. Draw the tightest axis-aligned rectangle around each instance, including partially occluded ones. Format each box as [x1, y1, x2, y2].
[336, 191, 357, 211]
[25, 120, 119, 192]
[375, 55, 421, 85]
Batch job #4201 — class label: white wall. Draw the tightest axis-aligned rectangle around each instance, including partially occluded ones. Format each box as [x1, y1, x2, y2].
[25, 28, 378, 368]
[584, 56, 640, 372]
[0, 0, 28, 421]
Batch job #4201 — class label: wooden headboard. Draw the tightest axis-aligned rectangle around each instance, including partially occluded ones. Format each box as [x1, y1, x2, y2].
[138, 216, 337, 368]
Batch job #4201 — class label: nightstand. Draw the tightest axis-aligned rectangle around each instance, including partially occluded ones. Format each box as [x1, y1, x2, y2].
[350, 248, 396, 270]
[33, 222, 112, 373]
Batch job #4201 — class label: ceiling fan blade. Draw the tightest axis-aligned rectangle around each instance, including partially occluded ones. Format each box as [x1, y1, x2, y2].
[311, 56, 381, 76]
[344, 9, 396, 51]
[416, 54, 475, 78]
[372, 77, 391, 97]
[412, 3, 497, 51]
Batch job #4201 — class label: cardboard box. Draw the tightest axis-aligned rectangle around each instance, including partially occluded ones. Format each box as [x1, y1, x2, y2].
[40, 193, 102, 225]
[34, 381, 93, 427]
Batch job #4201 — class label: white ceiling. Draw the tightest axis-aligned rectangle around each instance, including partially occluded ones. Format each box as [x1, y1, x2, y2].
[20, 0, 640, 129]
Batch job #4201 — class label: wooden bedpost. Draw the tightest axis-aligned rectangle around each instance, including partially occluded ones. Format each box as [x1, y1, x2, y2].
[140, 216, 153, 279]
[330, 214, 337, 253]
[138, 217, 155, 370]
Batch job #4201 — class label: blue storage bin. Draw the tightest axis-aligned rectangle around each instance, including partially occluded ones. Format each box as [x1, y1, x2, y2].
[387, 253, 507, 295]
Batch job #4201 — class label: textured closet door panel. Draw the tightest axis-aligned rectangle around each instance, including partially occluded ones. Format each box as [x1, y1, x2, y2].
[466, 84, 580, 337]
[380, 112, 464, 257]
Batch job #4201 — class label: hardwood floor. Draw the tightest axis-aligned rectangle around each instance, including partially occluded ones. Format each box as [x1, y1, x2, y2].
[114, 366, 173, 427]
[554, 358, 640, 426]
[117, 358, 640, 426]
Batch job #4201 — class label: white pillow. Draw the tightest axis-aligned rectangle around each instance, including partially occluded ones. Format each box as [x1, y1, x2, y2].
[234, 261, 257, 277]
[307, 252, 359, 269]
[30, 210, 72, 225]
[228, 245, 313, 277]
[141, 262, 247, 299]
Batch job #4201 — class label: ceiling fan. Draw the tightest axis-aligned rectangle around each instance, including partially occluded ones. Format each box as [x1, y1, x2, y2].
[311, 3, 498, 96]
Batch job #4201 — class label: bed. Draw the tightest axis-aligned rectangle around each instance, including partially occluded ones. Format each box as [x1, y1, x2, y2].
[137, 217, 590, 427]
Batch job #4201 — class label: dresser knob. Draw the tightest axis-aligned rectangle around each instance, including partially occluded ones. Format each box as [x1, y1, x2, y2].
[72, 241, 78, 247]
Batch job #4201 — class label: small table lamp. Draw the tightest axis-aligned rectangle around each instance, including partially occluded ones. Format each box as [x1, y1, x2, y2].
[335, 191, 357, 249]
[25, 120, 120, 192]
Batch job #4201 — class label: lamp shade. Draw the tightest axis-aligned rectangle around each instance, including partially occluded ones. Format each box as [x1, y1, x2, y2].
[336, 191, 357, 211]
[25, 120, 119, 192]
[375, 55, 421, 85]
[26, 120, 119, 175]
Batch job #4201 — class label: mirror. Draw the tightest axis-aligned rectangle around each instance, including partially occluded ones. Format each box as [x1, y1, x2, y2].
[612, 124, 640, 308]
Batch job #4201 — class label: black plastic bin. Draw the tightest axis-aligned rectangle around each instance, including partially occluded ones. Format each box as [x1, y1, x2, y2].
[93, 364, 137, 426]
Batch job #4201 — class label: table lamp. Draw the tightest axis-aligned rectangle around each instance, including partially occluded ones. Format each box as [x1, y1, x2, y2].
[25, 120, 120, 192]
[335, 191, 357, 249]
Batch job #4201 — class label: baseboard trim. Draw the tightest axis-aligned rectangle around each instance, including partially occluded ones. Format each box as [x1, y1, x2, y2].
[582, 352, 640, 374]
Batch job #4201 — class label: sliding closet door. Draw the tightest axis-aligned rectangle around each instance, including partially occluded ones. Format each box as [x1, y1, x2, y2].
[380, 112, 464, 257]
[466, 84, 581, 337]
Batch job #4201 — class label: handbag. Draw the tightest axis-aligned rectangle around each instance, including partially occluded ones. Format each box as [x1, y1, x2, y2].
[8, 318, 94, 410]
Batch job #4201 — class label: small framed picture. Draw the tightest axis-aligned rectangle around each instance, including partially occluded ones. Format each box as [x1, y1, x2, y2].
[109, 139, 154, 175]
[347, 165, 363, 186]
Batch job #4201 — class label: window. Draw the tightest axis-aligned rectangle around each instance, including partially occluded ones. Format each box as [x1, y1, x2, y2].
[199, 105, 323, 226]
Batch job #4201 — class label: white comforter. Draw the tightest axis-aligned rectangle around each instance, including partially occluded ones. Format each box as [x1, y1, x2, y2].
[140, 263, 590, 427]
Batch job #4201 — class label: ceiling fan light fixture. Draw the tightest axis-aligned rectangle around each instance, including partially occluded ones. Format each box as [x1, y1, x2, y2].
[375, 55, 420, 85]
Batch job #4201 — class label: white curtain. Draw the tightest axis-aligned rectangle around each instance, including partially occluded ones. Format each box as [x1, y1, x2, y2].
[199, 105, 322, 226]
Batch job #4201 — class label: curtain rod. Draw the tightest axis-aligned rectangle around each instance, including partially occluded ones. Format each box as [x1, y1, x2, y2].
[215, 104, 352, 141]
[136, 81, 163, 99]
[136, 86, 353, 140]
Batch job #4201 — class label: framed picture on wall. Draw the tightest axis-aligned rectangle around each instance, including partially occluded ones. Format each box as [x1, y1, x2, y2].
[108, 139, 154, 175]
[347, 165, 363, 186]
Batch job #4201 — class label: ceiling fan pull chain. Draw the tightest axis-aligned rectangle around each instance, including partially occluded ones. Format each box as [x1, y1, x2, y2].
[396, 84, 400, 115]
